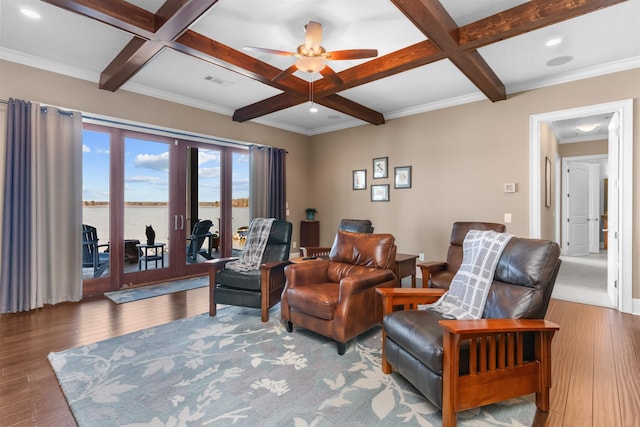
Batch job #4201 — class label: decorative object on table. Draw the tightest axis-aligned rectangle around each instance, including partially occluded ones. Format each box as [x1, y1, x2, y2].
[352, 169, 366, 190]
[145, 225, 155, 245]
[305, 208, 317, 221]
[372, 156, 388, 179]
[371, 184, 389, 202]
[394, 165, 412, 189]
[47, 305, 536, 427]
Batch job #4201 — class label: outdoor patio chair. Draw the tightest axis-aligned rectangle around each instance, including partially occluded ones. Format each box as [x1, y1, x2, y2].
[82, 224, 109, 278]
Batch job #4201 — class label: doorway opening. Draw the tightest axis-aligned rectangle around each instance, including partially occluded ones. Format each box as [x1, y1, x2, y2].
[529, 99, 633, 313]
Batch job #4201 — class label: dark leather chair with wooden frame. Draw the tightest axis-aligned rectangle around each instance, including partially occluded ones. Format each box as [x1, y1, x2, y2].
[378, 237, 561, 427]
[207, 220, 292, 322]
[282, 230, 397, 355]
[420, 222, 506, 289]
[300, 218, 374, 258]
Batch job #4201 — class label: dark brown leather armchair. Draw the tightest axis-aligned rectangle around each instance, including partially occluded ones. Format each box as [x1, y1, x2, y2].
[420, 222, 506, 289]
[300, 218, 374, 258]
[379, 237, 561, 426]
[282, 230, 397, 355]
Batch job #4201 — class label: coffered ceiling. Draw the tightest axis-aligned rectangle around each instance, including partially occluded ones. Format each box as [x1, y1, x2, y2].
[1, 0, 639, 136]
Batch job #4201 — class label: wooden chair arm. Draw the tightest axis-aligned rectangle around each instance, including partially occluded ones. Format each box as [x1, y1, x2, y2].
[376, 287, 446, 317]
[260, 259, 292, 271]
[439, 318, 560, 335]
[300, 246, 331, 258]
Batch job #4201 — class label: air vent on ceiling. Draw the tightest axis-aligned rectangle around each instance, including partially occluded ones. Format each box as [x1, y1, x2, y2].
[203, 75, 233, 87]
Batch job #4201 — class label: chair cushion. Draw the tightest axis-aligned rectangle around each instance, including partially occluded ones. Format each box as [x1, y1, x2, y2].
[429, 271, 455, 289]
[328, 230, 395, 270]
[286, 283, 339, 320]
[216, 268, 261, 291]
[384, 309, 445, 374]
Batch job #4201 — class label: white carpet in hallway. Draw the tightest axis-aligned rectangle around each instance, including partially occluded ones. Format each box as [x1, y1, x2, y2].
[551, 252, 613, 308]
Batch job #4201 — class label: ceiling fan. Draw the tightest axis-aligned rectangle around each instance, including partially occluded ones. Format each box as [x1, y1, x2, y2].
[243, 21, 378, 84]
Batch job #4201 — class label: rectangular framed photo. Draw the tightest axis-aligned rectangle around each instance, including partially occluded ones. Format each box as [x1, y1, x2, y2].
[371, 184, 390, 202]
[372, 156, 388, 179]
[352, 169, 366, 190]
[394, 166, 412, 189]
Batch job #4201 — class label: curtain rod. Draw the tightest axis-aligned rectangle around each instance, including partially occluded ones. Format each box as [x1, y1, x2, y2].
[1, 97, 259, 149]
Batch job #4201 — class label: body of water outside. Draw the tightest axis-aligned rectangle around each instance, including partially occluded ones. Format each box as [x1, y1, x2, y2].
[83, 206, 251, 249]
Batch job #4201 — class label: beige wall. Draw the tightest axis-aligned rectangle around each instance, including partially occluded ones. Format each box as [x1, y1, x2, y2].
[539, 122, 559, 241]
[1, 60, 639, 302]
[310, 68, 639, 300]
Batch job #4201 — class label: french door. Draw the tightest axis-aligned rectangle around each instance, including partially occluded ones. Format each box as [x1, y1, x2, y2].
[82, 123, 248, 294]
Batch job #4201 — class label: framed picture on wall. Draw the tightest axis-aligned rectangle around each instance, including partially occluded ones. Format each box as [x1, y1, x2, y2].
[394, 166, 412, 189]
[371, 184, 390, 202]
[353, 169, 366, 190]
[372, 157, 388, 179]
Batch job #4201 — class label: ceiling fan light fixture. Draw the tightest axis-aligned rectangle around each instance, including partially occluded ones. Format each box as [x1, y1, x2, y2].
[295, 56, 326, 73]
[309, 102, 318, 113]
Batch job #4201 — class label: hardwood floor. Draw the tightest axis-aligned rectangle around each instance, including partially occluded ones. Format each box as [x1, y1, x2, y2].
[1, 290, 639, 426]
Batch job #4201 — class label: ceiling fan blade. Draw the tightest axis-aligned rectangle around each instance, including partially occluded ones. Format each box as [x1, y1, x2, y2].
[272, 64, 299, 83]
[243, 46, 297, 57]
[324, 49, 378, 60]
[319, 65, 343, 85]
[304, 21, 323, 54]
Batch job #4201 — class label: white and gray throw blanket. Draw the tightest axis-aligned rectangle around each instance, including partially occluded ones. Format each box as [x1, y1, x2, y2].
[226, 218, 275, 272]
[422, 229, 513, 319]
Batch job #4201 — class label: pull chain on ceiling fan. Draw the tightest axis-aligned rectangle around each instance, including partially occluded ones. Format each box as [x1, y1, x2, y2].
[243, 20, 378, 84]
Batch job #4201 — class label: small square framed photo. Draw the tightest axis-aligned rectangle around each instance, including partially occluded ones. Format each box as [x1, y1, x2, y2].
[394, 166, 412, 189]
[353, 169, 366, 190]
[372, 156, 388, 179]
[371, 184, 390, 202]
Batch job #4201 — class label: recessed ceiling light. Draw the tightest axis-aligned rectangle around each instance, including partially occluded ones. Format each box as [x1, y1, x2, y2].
[546, 55, 573, 66]
[545, 38, 562, 47]
[577, 124, 598, 132]
[20, 8, 41, 19]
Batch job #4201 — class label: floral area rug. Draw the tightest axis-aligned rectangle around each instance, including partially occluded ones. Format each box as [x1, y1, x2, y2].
[104, 276, 208, 304]
[48, 305, 536, 426]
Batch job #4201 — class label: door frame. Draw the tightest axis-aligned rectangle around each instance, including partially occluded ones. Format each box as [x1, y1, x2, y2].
[529, 99, 633, 314]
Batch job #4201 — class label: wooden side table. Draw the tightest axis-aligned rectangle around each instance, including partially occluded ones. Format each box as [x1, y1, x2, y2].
[394, 253, 419, 288]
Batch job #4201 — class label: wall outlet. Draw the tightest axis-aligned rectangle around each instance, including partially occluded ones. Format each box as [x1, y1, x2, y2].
[418, 252, 425, 262]
[504, 213, 512, 223]
[292, 241, 297, 249]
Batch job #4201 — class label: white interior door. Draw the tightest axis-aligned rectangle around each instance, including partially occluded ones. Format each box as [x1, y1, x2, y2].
[566, 162, 589, 255]
[588, 163, 600, 253]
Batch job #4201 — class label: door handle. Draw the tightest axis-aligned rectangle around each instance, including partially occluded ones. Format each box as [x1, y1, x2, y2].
[174, 215, 178, 230]
[180, 215, 184, 230]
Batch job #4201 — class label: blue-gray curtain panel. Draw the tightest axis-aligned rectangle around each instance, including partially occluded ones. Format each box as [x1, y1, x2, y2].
[1, 99, 33, 312]
[249, 145, 286, 221]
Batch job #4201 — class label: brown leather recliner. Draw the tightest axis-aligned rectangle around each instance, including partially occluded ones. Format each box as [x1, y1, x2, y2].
[380, 237, 562, 426]
[420, 222, 506, 289]
[300, 218, 374, 258]
[281, 230, 398, 355]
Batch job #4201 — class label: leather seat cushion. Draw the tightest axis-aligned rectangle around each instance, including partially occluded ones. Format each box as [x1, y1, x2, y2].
[286, 283, 339, 320]
[429, 271, 455, 289]
[384, 309, 446, 375]
[216, 268, 261, 291]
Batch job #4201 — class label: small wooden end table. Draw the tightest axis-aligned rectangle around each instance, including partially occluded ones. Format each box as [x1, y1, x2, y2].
[394, 253, 419, 287]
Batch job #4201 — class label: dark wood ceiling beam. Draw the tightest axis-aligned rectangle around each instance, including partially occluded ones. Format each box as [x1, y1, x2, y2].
[42, 0, 156, 38]
[233, 92, 385, 125]
[154, 0, 219, 40]
[458, 0, 628, 50]
[391, 0, 505, 101]
[316, 95, 385, 125]
[173, 30, 309, 96]
[99, 38, 164, 90]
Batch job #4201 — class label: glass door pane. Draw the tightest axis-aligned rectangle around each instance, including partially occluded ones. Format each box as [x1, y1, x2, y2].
[124, 137, 170, 273]
[82, 129, 111, 280]
[232, 151, 250, 256]
[185, 146, 222, 265]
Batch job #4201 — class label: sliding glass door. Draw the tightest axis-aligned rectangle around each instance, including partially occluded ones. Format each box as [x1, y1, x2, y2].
[82, 123, 249, 293]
